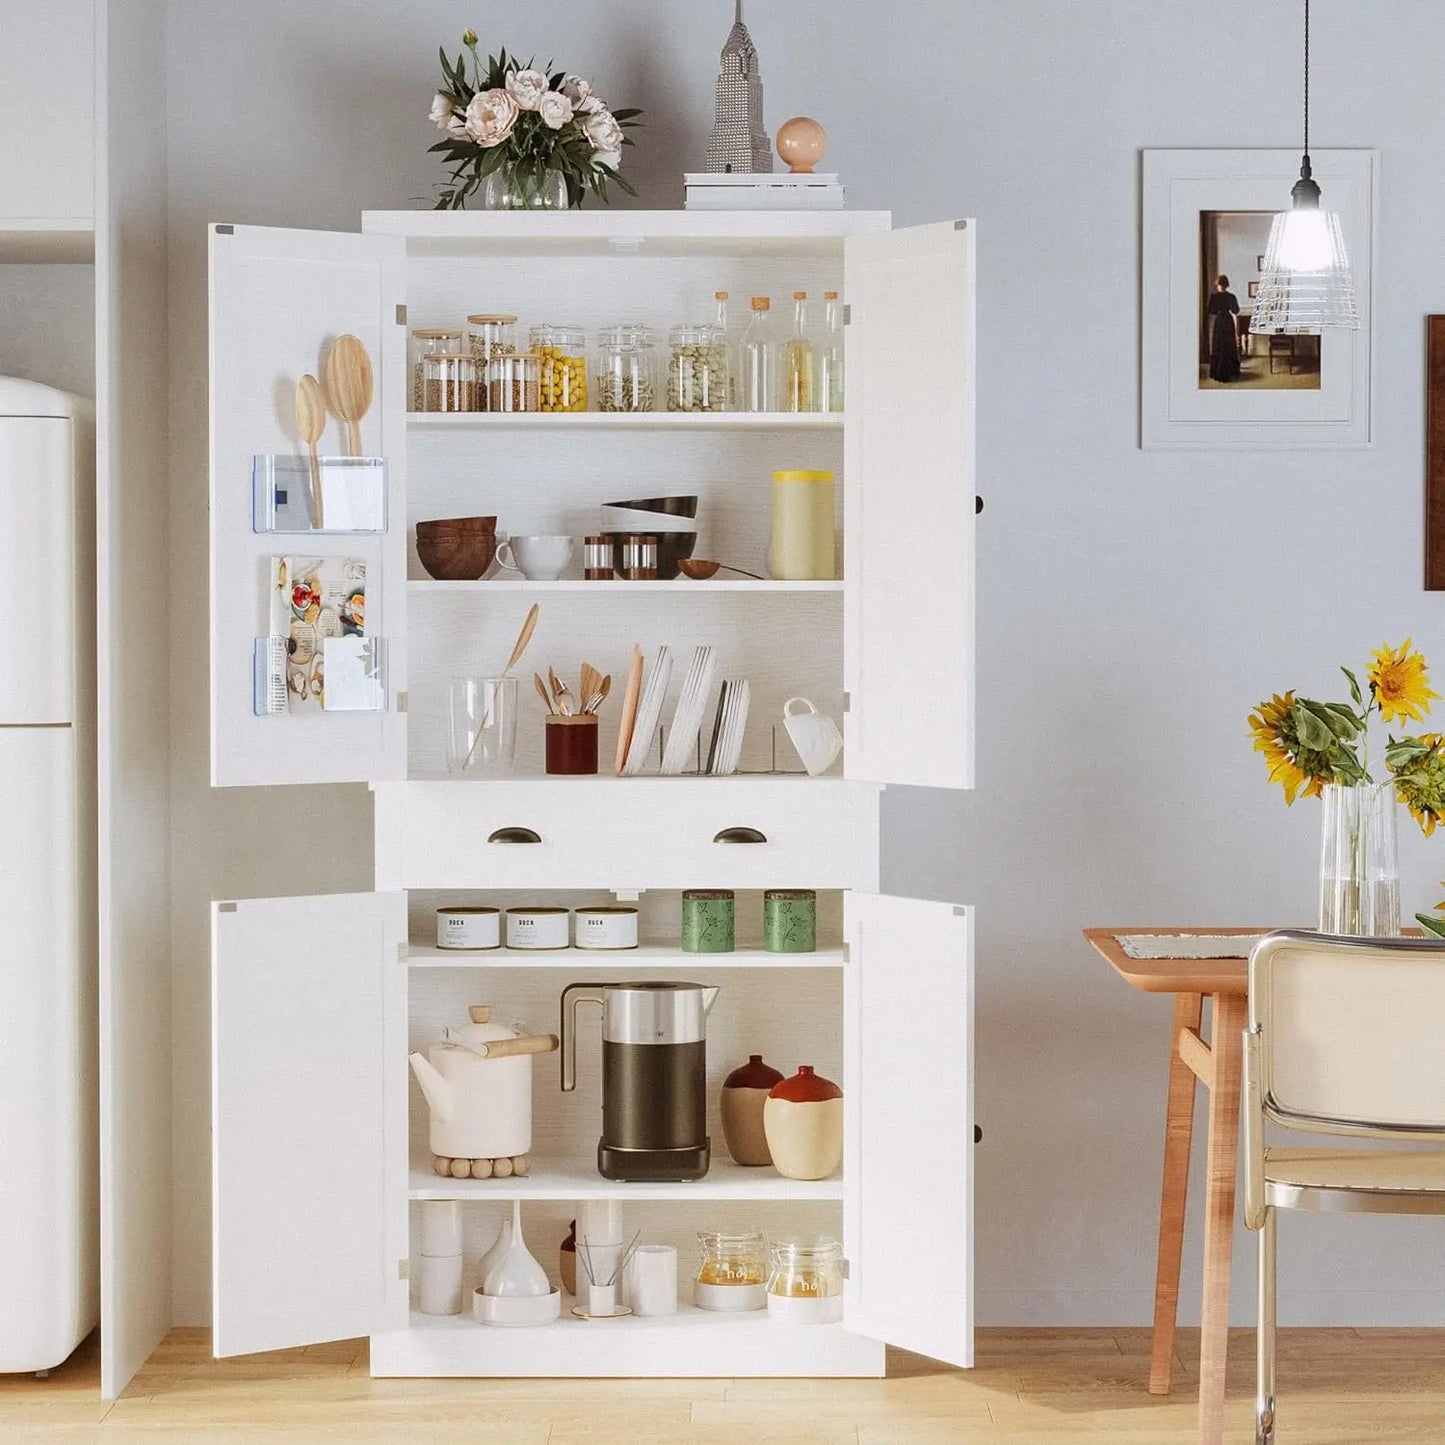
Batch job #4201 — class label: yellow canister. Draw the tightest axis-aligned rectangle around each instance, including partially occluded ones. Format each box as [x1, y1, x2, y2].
[770, 470, 837, 581]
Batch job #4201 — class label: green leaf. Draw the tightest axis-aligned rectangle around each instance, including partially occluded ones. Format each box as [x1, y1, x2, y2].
[1417, 913, 1445, 939]
[1298, 699, 1361, 742]
[1291, 700, 1335, 751]
[610, 107, 643, 120]
[1342, 667, 1364, 708]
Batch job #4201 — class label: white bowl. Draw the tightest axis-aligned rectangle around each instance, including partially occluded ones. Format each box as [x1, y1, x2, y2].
[600, 506, 699, 535]
[472, 1287, 562, 1327]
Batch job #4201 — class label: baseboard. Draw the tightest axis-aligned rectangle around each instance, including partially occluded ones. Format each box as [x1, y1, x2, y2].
[977, 1289, 1445, 1328]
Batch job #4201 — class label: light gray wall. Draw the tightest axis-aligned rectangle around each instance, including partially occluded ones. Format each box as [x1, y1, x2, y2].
[166, 0, 1445, 1326]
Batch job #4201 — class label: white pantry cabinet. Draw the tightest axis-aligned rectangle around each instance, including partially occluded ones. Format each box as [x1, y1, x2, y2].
[207, 211, 976, 1378]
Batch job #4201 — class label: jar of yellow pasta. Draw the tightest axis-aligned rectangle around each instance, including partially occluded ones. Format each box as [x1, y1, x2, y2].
[529, 323, 588, 411]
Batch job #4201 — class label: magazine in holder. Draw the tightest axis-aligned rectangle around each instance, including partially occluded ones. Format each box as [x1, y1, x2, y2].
[252, 454, 387, 534]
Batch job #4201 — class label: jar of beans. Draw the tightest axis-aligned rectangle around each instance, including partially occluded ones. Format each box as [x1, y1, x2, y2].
[467, 313, 517, 411]
[487, 352, 542, 413]
[595, 323, 656, 413]
[410, 328, 464, 412]
[668, 323, 729, 412]
[420, 352, 479, 412]
[529, 323, 588, 411]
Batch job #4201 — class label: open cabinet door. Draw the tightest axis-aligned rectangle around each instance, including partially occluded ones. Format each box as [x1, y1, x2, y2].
[212, 891, 407, 1356]
[843, 221, 975, 790]
[209, 224, 407, 787]
[844, 892, 973, 1367]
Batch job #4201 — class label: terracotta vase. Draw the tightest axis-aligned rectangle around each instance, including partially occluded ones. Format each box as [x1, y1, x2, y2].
[763, 1065, 843, 1181]
[720, 1054, 784, 1166]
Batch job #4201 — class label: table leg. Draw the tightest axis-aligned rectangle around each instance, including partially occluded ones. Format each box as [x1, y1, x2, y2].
[1197, 992, 1247, 1445]
[1149, 991, 1204, 1395]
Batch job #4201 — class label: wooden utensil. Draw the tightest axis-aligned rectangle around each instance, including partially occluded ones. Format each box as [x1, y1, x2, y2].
[533, 672, 555, 715]
[503, 603, 540, 675]
[323, 334, 374, 457]
[294, 375, 327, 528]
[614, 646, 644, 776]
[584, 674, 612, 715]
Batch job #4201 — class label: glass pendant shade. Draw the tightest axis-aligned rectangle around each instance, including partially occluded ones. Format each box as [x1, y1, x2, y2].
[1251, 198, 1359, 335]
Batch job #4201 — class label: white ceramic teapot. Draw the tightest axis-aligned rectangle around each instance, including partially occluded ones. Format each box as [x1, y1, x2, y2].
[409, 1006, 558, 1163]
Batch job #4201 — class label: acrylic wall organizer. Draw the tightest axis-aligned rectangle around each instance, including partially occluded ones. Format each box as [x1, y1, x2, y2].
[252, 454, 387, 534]
[253, 636, 387, 716]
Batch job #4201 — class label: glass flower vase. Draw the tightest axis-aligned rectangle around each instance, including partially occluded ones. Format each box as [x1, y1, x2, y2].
[480, 165, 571, 210]
[1318, 781, 1401, 936]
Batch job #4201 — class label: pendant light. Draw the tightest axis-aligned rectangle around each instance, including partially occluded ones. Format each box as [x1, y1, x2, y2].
[1251, 0, 1359, 334]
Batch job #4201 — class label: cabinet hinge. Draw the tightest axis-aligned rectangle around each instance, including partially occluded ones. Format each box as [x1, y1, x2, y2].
[398, 1258, 410, 1280]
[954, 219, 968, 231]
[395, 303, 408, 326]
[217, 902, 237, 913]
[397, 942, 409, 964]
[396, 691, 408, 714]
[953, 905, 968, 917]
[840, 1258, 851, 1281]
[841, 941, 850, 964]
[841, 691, 851, 714]
[842, 304, 851, 326]
[215, 224, 234, 236]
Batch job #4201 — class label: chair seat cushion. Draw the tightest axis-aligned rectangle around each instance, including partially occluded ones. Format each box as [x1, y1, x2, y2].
[1265, 1148, 1445, 1193]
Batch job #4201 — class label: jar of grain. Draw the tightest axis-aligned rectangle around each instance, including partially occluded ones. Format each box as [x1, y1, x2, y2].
[667, 323, 728, 412]
[410, 328, 464, 412]
[595, 324, 656, 412]
[467, 313, 517, 411]
[420, 352, 479, 413]
[487, 352, 542, 413]
[529, 323, 588, 411]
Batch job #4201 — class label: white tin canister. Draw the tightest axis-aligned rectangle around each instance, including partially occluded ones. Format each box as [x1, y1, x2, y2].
[505, 906, 571, 950]
[573, 906, 639, 951]
[435, 906, 501, 950]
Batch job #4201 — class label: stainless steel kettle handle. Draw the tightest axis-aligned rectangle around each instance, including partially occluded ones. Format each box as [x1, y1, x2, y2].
[560, 984, 606, 1092]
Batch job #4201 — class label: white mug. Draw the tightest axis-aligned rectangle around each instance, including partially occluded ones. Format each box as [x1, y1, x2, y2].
[624, 1244, 678, 1317]
[783, 697, 843, 776]
[495, 534, 574, 581]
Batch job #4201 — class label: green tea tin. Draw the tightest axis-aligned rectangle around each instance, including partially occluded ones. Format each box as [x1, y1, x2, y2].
[682, 889, 735, 953]
[764, 890, 816, 953]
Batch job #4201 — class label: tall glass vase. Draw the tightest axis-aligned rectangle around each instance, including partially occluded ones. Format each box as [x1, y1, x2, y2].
[1318, 781, 1401, 936]
[480, 165, 571, 210]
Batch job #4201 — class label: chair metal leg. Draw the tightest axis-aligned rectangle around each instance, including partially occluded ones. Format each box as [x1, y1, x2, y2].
[1256, 1207, 1277, 1445]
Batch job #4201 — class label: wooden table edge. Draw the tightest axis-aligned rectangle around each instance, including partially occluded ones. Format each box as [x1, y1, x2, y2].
[1083, 926, 1279, 997]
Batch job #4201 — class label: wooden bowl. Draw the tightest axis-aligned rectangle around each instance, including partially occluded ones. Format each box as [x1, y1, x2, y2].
[417, 529, 498, 580]
[678, 559, 721, 579]
[417, 515, 497, 534]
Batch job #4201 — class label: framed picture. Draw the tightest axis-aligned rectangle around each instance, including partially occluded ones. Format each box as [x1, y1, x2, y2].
[1425, 318, 1445, 589]
[1141, 148, 1377, 449]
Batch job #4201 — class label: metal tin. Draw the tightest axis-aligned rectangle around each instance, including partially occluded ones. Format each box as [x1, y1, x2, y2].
[622, 533, 658, 580]
[505, 906, 572, 950]
[574, 905, 639, 951]
[584, 534, 614, 580]
[435, 906, 501, 950]
[682, 889, 735, 953]
[764, 890, 816, 953]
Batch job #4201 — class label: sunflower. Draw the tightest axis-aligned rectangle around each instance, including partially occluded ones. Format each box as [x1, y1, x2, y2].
[1248, 692, 1330, 804]
[1368, 639, 1440, 726]
[1387, 733, 1445, 836]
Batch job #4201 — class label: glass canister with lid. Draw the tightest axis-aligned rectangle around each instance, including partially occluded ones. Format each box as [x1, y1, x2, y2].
[694, 1229, 768, 1311]
[410, 328, 464, 412]
[466, 314, 517, 410]
[487, 352, 542, 413]
[530, 323, 588, 411]
[594, 323, 656, 413]
[770, 469, 837, 580]
[667, 323, 729, 412]
[766, 1236, 845, 1323]
[420, 352, 479, 413]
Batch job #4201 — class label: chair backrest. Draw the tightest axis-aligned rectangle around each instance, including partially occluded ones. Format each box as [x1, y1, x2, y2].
[1249, 930, 1445, 1138]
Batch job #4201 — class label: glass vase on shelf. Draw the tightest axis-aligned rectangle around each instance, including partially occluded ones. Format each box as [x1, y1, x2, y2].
[480, 165, 572, 210]
[1318, 780, 1401, 936]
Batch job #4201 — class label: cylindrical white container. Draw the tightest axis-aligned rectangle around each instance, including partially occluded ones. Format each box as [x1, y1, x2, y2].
[417, 1200, 463, 1257]
[505, 906, 571, 950]
[625, 1245, 678, 1317]
[585, 1281, 618, 1318]
[418, 1252, 463, 1315]
[573, 906, 639, 951]
[766, 1291, 843, 1324]
[435, 906, 501, 950]
[577, 1199, 626, 1302]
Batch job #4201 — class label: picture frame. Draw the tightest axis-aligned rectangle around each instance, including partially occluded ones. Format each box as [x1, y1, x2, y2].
[1141, 148, 1377, 449]
[1425, 317, 1445, 590]
[1248, 281, 1260, 300]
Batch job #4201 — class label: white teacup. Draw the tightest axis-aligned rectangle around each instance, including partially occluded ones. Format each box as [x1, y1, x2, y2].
[783, 696, 843, 776]
[495, 534, 574, 581]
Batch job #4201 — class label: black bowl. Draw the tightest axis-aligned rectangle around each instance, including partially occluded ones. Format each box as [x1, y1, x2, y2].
[602, 530, 697, 581]
[602, 495, 699, 519]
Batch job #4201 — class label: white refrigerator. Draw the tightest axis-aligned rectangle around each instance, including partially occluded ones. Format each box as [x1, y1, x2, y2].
[0, 377, 98, 1373]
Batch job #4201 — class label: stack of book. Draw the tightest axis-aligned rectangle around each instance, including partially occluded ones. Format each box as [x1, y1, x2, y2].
[684, 172, 845, 211]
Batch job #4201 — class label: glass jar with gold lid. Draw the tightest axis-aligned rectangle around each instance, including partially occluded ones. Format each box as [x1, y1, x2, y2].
[694, 1229, 767, 1312]
[766, 1236, 845, 1323]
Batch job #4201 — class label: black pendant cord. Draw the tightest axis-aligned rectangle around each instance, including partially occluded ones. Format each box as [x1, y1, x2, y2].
[1303, 0, 1311, 168]
[1293, 0, 1321, 206]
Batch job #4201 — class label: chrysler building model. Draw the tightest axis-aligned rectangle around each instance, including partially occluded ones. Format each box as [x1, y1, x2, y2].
[703, 0, 772, 173]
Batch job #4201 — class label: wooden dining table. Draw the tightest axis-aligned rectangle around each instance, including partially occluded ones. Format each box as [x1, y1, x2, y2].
[1084, 927, 1266, 1445]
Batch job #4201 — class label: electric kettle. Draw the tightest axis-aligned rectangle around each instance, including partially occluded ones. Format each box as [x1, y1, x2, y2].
[561, 981, 720, 1182]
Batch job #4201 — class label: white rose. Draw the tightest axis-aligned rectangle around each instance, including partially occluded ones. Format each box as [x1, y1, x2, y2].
[505, 68, 549, 110]
[576, 94, 605, 115]
[593, 150, 622, 174]
[582, 109, 624, 154]
[560, 74, 591, 105]
[537, 90, 574, 130]
[465, 88, 519, 147]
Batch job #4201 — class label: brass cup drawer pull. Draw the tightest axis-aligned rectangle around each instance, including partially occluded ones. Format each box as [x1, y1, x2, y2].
[487, 826, 542, 844]
[712, 826, 768, 845]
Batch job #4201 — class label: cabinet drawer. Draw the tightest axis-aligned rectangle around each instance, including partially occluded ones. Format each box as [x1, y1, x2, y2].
[373, 780, 880, 891]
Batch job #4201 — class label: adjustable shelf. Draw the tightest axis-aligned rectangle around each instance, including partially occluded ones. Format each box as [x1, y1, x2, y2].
[408, 1158, 841, 1202]
[407, 942, 844, 969]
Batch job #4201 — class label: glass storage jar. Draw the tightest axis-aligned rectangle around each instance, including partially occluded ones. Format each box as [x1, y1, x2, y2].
[594, 323, 656, 413]
[421, 352, 479, 413]
[667, 323, 729, 412]
[529, 323, 588, 411]
[487, 352, 542, 413]
[411, 328, 464, 412]
[467, 313, 517, 410]
[694, 1230, 768, 1312]
[766, 1237, 844, 1323]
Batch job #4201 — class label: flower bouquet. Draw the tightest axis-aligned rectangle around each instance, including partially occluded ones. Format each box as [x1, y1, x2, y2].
[428, 31, 641, 209]
[1249, 641, 1445, 935]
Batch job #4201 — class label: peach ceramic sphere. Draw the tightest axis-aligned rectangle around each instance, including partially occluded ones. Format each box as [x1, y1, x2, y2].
[776, 116, 828, 174]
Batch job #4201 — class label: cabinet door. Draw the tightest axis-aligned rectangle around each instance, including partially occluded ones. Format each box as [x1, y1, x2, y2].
[212, 891, 407, 1356]
[844, 892, 973, 1367]
[843, 221, 975, 790]
[209, 224, 407, 787]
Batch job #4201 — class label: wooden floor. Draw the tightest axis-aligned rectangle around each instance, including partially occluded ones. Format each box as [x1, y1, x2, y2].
[6, 1327, 1445, 1441]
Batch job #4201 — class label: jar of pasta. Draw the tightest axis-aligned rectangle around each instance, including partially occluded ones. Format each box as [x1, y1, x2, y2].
[667, 323, 728, 412]
[766, 1237, 844, 1323]
[693, 1230, 767, 1312]
[529, 323, 588, 411]
[467, 314, 517, 410]
[595, 323, 656, 412]
[410, 328, 464, 412]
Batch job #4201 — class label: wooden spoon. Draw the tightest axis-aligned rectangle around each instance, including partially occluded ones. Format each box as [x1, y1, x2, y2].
[503, 603, 540, 675]
[533, 672, 554, 715]
[323, 334, 374, 457]
[294, 375, 327, 528]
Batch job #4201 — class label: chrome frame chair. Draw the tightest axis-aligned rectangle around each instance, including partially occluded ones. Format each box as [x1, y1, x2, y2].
[1244, 930, 1445, 1444]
